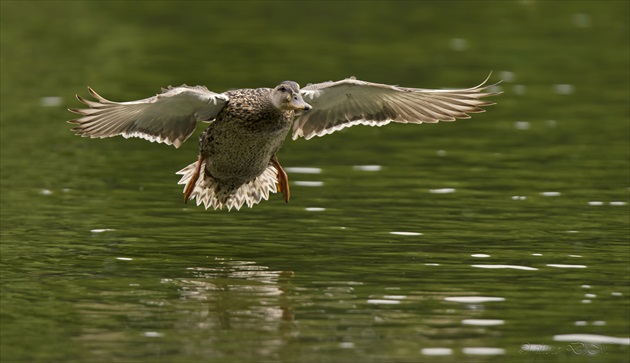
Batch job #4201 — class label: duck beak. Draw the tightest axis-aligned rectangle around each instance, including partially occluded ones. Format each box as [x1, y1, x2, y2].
[290, 93, 311, 111]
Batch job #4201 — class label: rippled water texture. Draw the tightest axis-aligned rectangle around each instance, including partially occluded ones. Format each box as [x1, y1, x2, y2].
[1, 1, 629, 362]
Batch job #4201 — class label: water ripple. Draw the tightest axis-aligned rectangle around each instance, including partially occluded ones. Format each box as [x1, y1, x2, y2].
[421, 348, 453, 356]
[429, 188, 456, 194]
[553, 334, 630, 345]
[540, 191, 561, 197]
[91, 228, 115, 233]
[293, 181, 324, 187]
[461, 319, 505, 326]
[471, 264, 538, 271]
[389, 231, 422, 236]
[462, 347, 506, 355]
[367, 299, 401, 305]
[444, 296, 505, 303]
[284, 167, 322, 174]
[353, 165, 382, 171]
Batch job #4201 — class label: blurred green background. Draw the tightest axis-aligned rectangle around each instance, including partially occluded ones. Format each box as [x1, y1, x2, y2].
[1, 1, 628, 362]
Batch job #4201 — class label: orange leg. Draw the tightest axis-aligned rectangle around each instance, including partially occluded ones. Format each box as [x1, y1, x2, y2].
[183, 154, 203, 203]
[271, 155, 290, 203]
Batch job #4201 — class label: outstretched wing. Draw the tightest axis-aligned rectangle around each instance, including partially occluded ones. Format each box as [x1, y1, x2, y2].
[292, 75, 500, 140]
[68, 85, 229, 148]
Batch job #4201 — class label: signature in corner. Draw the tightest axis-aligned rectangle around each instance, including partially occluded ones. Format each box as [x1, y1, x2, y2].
[520, 342, 612, 355]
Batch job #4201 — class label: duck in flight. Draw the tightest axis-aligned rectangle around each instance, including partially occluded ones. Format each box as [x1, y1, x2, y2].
[69, 75, 500, 211]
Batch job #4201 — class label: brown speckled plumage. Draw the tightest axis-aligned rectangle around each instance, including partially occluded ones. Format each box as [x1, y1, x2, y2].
[196, 88, 293, 205]
[68, 75, 500, 211]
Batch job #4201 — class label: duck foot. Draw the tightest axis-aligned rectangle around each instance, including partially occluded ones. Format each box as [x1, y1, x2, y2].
[183, 154, 203, 203]
[271, 155, 290, 203]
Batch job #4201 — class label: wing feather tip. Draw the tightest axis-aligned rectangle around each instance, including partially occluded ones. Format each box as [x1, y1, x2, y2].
[87, 86, 99, 99]
[75, 94, 88, 104]
[67, 108, 84, 115]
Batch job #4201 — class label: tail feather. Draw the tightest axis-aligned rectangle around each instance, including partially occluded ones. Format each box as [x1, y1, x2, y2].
[176, 161, 278, 211]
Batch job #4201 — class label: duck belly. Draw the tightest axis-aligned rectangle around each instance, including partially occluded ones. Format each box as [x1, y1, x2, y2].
[202, 121, 290, 185]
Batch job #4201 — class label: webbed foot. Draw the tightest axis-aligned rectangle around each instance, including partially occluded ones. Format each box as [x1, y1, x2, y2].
[183, 154, 203, 203]
[271, 155, 290, 203]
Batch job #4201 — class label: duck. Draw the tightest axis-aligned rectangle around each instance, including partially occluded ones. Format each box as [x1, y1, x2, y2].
[68, 75, 500, 211]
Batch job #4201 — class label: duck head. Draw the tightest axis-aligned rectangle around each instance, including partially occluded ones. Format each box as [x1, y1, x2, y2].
[270, 81, 311, 111]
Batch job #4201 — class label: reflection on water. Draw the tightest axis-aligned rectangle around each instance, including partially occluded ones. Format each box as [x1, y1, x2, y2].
[63, 252, 630, 361]
[168, 261, 298, 358]
[176, 260, 295, 321]
[72, 259, 299, 361]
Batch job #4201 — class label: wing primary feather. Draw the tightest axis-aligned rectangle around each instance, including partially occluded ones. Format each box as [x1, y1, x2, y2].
[68, 85, 229, 148]
[292, 74, 501, 140]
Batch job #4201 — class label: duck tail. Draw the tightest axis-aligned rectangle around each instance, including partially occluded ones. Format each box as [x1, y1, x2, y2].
[176, 161, 278, 211]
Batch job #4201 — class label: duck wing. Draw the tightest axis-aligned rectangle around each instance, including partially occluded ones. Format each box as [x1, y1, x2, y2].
[68, 85, 229, 148]
[292, 75, 500, 140]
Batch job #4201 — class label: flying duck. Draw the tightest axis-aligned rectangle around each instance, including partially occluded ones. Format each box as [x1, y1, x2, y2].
[68, 75, 500, 210]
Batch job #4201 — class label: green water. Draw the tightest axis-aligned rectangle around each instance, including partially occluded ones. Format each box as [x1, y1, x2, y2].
[1, 1, 629, 362]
